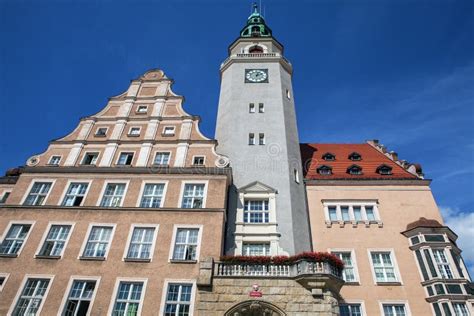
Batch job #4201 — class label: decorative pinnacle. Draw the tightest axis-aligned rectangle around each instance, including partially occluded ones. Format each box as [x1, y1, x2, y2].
[253, 2, 258, 14]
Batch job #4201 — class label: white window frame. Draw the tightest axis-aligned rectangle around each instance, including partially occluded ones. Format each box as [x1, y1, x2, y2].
[330, 248, 360, 283]
[0, 220, 35, 257]
[8, 274, 54, 316]
[136, 181, 168, 208]
[323, 201, 381, 226]
[116, 151, 135, 166]
[94, 127, 108, 137]
[242, 242, 271, 256]
[127, 126, 141, 137]
[258, 133, 265, 145]
[162, 126, 176, 136]
[192, 155, 205, 166]
[159, 279, 196, 316]
[378, 301, 411, 316]
[35, 221, 75, 258]
[178, 181, 208, 208]
[97, 180, 129, 207]
[123, 224, 159, 261]
[153, 151, 172, 166]
[168, 225, 203, 263]
[48, 155, 62, 166]
[243, 199, 270, 224]
[0, 273, 10, 292]
[368, 249, 403, 284]
[249, 103, 255, 113]
[107, 277, 148, 316]
[59, 180, 92, 207]
[81, 151, 100, 166]
[432, 248, 455, 279]
[136, 105, 148, 114]
[258, 103, 264, 113]
[78, 223, 116, 260]
[21, 179, 56, 206]
[339, 300, 367, 316]
[248, 133, 255, 145]
[58, 275, 101, 316]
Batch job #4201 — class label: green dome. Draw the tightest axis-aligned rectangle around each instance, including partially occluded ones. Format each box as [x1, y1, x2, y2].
[240, 4, 272, 38]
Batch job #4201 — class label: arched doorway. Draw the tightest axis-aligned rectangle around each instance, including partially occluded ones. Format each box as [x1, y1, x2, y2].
[224, 300, 286, 316]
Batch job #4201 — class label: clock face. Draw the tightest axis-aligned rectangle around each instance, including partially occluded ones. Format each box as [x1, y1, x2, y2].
[245, 69, 268, 83]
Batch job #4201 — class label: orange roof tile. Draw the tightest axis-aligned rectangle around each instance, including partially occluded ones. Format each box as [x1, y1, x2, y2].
[300, 143, 418, 180]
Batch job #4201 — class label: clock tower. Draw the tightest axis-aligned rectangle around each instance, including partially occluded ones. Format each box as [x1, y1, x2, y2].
[215, 4, 311, 255]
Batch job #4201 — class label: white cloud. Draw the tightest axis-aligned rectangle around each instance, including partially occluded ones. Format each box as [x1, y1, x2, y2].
[439, 206, 474, 275]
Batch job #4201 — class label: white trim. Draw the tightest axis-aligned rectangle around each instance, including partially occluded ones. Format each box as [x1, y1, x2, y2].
[80, 151, 101, 166]
[127, 126, 142, 137]
[34, 221, 76, 258]
[57, 275, 101, 316]
[0, 220, 36, 257]
[339, 300, 367, 316]
[162, 125, 176, 136]
[20, 179, 56, 206]
[57, 179, 93, 206]
[151, 150, 172, 166]
[367, 249, 403, 285]
[96, 180, 130, 207]
[329, 248, 360, 283]
[135, 104, 149, 114]
[115, 151, 136, 166]
[0, 273, 10, 292]
[168, 224, 203, 262]
[191, 155, 206, 166]
[136, 180, 169, 208]
[94, 126, 108, 137]
[47, 155, 62, 166]
[159, 279, 196, 316]
[177, 180, 209, 208]
[107, 277, 148, 316]
[123, 224, 160, 261]
[78, 223, 117, 260]
[8, 274, 54, 316]
[378, 300, 411, 316]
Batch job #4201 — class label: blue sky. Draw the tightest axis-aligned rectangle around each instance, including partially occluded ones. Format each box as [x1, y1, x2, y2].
[1, 0, 473, 271]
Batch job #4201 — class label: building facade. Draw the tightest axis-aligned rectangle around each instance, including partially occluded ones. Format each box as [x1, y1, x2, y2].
[0, 4, 473, 316]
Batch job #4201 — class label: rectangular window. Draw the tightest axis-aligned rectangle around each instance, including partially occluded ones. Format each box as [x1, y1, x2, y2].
[324, 203, 379, 223]
[112, 281, 144, 316]
[82, 226, 113, 258]
[333, 252, 356, 282]
[452, 303, 469, 316]
[244, 200, 269, 223]
[62, 280, 96, 316]
[0, 192, 10, 204]
[0, 224, 31, 255]
[442, 303, 452, 316]
[24, 182, 52, 206]
[164, 283, 193, 316]
[192, 156, 205, 166]
[258, 103, 264, 113]
[432, 249, 454, 279]
[433, 303, 442, 316]
[249, 103, 255, 113]
[353, 206, 362, 221]
[248, 133, 255, 145]
[117, 152, 134, 165]
[100, 183, 126, 207]
[38, 225, 71, 257]
[13, 278, 51, 316]
[434, 283, 445, 295]
[163, 126, 175, 136]
[128, 127, 141, 137]
[82, 152, 99, 165]
[95, 127, 107, 137]
[341, 206, 350, 222]
[0, 275, 7, 291]
[259, 133, 265, 145]
[382, 304, 406, 316]
[328, 206, 338, 221]
[371, 252, 398, 283]
[48, 156, 61, 165]
[154, 152, 170, 165]
[425, 234, 445, 242]
[365, 206, 375, 221]
[415, 249, 429, 281]
[172, 228, 199, 261]
[181, 184, 205, 208]
[126, 227, 155, 260]
[140, 183, 165, 208]
[136, 105, 148, 113]
[446, 284, 463, 294]
[340, 304, 362, 316]
[243, 243, 270, 256]
[62, 182, 89, 206]
[294, 169, 300, 183]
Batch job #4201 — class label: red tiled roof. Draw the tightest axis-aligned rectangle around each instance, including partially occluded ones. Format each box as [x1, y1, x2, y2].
[300, 143, 418, 180]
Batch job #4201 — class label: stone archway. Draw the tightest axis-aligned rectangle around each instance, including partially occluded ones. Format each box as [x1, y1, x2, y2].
[224, 300, 286, 316]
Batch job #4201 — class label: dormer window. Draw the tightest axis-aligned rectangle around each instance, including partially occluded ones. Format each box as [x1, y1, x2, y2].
[317, 165, 332, 175]
[376, 164, 393, 175]
[348, 152, 362, 161]
[347, 165, 362, 175]
[322, 153, 335, 161]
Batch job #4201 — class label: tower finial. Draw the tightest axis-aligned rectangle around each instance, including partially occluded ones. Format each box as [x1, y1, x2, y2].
[253, 2, 258, 14]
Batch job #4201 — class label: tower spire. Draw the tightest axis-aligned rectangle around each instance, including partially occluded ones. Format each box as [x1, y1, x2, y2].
[240, 3, 272, 38]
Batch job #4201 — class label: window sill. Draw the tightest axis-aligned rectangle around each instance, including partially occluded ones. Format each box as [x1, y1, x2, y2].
[94, 134, 107, 137]
[35, 255, 61, 260]
[151, 164, 170, 167]
[115, 164, 132, 167]
[124, 258, 151, 263]
[161, 134, 175, 137]
[45, 164, 60, 167]
[79, 256, 106, 261]
[344, 281, 360, 286]
[79, 164, 97, 167]
[135, 111, 147, 115]
[170, 259, 197, 264]
[127, 134, 140, 137]
[376, 281, 402, 286]
[0, 253, 18, 258]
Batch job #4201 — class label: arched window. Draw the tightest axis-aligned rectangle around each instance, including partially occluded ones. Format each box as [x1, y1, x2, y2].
[348, 152, 362, 161]
[376, 164, 393, 175]
[322, 153, 336, 161]
[347, 165, 362, 175]
[249, 45, 264, 53]
[317, 165, 332, 175]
